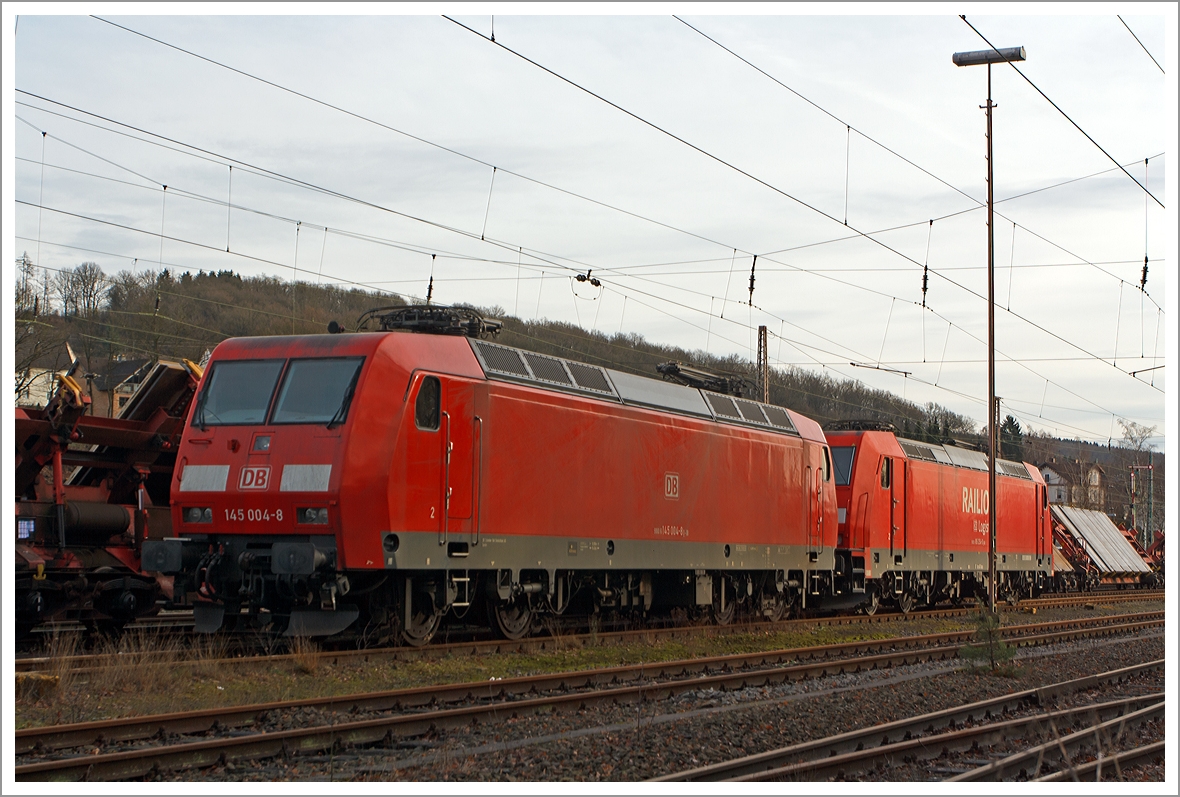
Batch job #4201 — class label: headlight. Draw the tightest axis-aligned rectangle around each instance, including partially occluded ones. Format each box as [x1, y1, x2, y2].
[186, 507, 213, 524]
[297, 507, 329, 525]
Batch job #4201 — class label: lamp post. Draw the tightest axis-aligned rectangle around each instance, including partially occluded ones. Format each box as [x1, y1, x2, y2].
[952, 45, 1025, 614]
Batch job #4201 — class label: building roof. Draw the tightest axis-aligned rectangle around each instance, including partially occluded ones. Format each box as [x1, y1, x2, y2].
[92, 358, 152, 391]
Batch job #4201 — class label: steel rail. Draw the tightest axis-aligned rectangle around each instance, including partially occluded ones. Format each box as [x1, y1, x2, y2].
[16, 611, 1163, 752]
[15, 621, 1164, 780]
[946, 700, 1166, 781]
[651, 659, 1165, 781]
[1021, 590, 1165, 608]
[1031, 739, 1166, 781]
[736, 695, 1163, 782]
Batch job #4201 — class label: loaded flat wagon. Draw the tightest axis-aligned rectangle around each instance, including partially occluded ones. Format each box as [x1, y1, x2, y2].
[1051, 505, 1154, 587]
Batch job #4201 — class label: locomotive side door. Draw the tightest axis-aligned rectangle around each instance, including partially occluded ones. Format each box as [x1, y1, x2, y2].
[806, 464, 818, 555]
[405, 374, 474, 546]
[805, 444, 827, 555]
[1036, 483, 1047, 562]
[443, 381, 475, 535]
[406, 373, 445, 540]
[884, 456, 906, 557]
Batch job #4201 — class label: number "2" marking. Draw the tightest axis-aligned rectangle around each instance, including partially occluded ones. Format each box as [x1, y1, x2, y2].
[430, 507, 436, 518]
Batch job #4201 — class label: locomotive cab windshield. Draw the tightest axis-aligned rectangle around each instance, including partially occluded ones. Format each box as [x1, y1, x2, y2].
[192, 357, 364, 428]
[831, 446, 855, 486]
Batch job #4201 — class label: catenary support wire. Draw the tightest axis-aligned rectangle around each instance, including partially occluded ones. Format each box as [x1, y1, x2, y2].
[226, 165, 232, 252]
[481, 166, 497, 240]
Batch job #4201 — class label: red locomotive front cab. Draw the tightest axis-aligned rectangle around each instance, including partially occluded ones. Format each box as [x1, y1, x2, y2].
[826, 423, 1051, 613]
[143, 330, 485, 635]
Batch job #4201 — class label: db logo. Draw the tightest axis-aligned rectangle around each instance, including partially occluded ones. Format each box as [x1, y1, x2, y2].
[664, 472, 680, 500]
[239, 466, 271, 491]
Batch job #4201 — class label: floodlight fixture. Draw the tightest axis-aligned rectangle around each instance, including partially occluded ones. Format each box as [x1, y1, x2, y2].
[952, 46, 1026, 67]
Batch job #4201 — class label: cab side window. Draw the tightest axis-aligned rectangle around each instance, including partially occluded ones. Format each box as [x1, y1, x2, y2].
[880, 457, 892, 489]
[415, 376, 440, 430]
[822, 447, 832, 482]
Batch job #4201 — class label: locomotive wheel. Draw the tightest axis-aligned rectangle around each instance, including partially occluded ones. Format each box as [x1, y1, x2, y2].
[400, 582, 443, 647]
[862, 590, 880, 616]
[897, 591, 916, 614]
[489, 596, 533, 640]
[712, 577, 736, 625]
[401, 606, 442, 647]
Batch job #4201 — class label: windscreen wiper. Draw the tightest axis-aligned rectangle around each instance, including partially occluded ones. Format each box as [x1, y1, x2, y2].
[327, 366, 362, 429]
[192, 386, 210, 431]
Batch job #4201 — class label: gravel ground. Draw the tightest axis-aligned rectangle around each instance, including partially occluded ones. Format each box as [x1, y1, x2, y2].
[142, 626, 1165, 782]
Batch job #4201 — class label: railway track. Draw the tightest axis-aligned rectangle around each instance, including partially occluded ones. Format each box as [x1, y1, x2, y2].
[16, 590, 1164, 675]
[653, 660, 1164, 781]
[1020, 590, 1165, 609]
[15, 613, 1164, 781]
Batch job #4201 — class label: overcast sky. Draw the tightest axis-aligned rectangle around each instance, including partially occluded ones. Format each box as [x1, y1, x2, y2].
[4, 4, 1176, 452]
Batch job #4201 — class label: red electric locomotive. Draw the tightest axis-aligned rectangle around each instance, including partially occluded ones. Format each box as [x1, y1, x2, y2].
[144, 307, 838, 644]
[824, 422, 1052, 614]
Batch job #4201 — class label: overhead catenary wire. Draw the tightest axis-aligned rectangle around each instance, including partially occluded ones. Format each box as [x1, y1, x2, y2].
[1117, 15, 1165, 74]
[29, 259, 368, 330]
[961, 15, 1164, 209]
[645, 24, 1168, 307]
[18, 82, 1161, 439]
[29, 233, 1161, 446]
[675, 15, 987, 210]
[17, 60, 1165, 317]
[433, 23, 1166, 388]
[17, 200, 421, 305]
[20, 148, 1161, 441]
[86, 16, 748, 261]
[20, 106, 1161, 434]
[18, 85, 1165, 337]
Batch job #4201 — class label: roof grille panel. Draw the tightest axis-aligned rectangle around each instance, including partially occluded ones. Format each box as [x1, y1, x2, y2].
[734, 398, 769, 424]
[472, 340, 529, 378]
[761, 405, 796, 431]
[470, 339, 619, 400]
[567, 362, 613, 394]
[705, 393, 740, 418]
[899, 440, 938, 462]
[523, 352, 571, 385]
[469, 341, 796, 438]
[998, 460, 1032, 480]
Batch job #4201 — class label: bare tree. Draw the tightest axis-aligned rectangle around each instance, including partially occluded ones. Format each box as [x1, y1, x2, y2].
[13, 253, 71, 401]
[1117, 418, 1160, 539]
[1118, 418, 1157, 455]
[15, 252, 40, 313]
[53, 262, 111, 370]
[14, 318, 70, 402]
[55, 262, 108, 319]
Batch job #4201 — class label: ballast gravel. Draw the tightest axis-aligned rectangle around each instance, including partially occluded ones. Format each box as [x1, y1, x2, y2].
[148, 627, 1165, 782]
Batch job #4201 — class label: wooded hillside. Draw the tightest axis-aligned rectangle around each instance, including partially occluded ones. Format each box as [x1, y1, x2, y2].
[14, 257, 1162, 531]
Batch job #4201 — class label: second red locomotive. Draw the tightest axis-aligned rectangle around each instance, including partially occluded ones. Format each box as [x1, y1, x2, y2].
[825, 422, 1053, 614]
